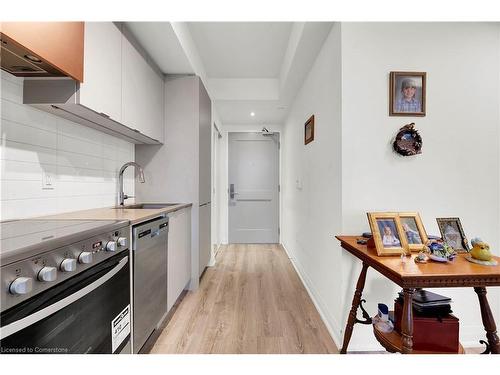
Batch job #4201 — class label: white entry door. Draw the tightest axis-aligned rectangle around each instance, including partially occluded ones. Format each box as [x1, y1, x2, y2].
[228, 132, 279, 243]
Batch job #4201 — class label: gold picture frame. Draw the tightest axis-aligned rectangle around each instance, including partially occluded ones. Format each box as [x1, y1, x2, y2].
[398, 212, 428, 252]
[367, 212, 409, 256]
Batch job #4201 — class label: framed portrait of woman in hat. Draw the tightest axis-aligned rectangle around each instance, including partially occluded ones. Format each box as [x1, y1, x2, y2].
[389, 71, 426, 116]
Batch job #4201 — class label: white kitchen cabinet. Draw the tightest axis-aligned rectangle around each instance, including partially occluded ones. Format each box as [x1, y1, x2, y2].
[136, 76, 212, 290]
[122, 34, 164, 143]
[23, 22, 163, 144]
[167, 206, 192, 312]
[79, 22, 122, 122]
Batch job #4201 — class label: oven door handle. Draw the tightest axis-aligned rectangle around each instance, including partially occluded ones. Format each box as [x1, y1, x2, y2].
[0, 256, 129, 340]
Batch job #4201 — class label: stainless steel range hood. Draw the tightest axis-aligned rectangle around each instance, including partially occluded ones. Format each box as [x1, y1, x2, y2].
[23, 78, 160, 145]
[0, 33, 66, 78]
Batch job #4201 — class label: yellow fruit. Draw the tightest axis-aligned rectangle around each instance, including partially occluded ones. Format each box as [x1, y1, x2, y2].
[471, 242, 492, 261]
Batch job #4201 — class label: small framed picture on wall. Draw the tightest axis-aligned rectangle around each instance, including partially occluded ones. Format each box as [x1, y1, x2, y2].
[304, 115, 314, 145]
[389, 71, 426, 117]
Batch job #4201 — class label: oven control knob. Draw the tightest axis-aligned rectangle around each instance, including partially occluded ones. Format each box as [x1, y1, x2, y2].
[38, 266, 57, 282]
[106, 241, 117, 252]
[117, 237, 127, 247]
[9, 277, 33, 295]
[78, 251, 93, 264]
[60, 258, 77, 272]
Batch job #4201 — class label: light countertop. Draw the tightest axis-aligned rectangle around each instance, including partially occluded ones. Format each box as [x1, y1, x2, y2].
[37, 203, 192, 225]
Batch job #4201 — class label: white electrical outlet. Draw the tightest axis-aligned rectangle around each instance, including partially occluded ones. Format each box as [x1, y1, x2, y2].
[42, 171, 55, 190]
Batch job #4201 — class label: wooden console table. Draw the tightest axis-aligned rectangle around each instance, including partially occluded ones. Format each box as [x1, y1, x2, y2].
[336, 236, 500, 354]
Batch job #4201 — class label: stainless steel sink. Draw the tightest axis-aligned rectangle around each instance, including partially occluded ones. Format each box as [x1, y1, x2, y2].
[113, 203, 179, 209]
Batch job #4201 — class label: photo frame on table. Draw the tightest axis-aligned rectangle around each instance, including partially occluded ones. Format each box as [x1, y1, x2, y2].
[399, 212, 428, 251]
[436, 217, 469, 252]
[367, 212, 409, 256]
[304, 115, 315, 145]
[389, 71, 426, 117]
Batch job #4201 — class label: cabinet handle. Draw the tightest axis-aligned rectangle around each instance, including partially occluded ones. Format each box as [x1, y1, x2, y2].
[99, 112, 110, 118]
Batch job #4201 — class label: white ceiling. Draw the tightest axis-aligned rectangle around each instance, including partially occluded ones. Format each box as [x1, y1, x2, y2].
[187, 22, 293, 79]
[125, 22, 333, 126]
[124, 22, 194, 75]
[216, 100, 288, 125]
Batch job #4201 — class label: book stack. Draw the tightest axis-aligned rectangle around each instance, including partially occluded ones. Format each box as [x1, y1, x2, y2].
[397, 289, 452, 317]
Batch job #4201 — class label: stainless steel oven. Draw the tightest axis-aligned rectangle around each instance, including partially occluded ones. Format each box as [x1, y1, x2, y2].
[0, 220, 131, 354]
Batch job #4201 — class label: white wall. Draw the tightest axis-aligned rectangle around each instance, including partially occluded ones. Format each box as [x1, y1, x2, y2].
[340, 22, 500, 351]
[219, 124, 283, 244]
[280, 22, 500, 352]
[280, 23, 343, 346]
[0, 71, 135, 220]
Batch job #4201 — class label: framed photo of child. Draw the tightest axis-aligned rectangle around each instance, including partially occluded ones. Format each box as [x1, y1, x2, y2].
[389, 71, 426, 117]
[399, 212, 428, 252]
[367, 212, 409, 256]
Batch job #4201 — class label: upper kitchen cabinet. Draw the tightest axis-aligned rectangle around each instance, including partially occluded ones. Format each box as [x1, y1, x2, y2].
[22, 22, 164, 145]
[122, 32, 164, 144]
[0, 22, 84, 82]
[78, 22, 122, 122]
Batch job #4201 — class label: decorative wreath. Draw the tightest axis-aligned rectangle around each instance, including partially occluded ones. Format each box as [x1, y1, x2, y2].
[392, 123, 422, 156]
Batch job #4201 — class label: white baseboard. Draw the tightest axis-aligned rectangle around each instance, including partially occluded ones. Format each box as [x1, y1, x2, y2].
[280, 242, 343, 349]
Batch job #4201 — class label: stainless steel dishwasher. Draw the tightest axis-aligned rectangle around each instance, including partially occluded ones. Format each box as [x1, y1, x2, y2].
[132, 216, 168, 353]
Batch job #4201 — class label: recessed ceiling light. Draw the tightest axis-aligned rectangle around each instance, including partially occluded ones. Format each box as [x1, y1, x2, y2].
[250, 112, 255, 117]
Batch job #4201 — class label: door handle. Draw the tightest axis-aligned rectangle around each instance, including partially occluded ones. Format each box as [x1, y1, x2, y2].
[229, 184, 239, 199]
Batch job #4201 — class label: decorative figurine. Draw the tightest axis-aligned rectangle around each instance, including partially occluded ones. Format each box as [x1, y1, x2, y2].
[466, 238, 497, 266]
[414, 250, 428, 264]
[392, 123, 422, 156]
[470, 238, 492, 261]
[425, 240, 456, 262]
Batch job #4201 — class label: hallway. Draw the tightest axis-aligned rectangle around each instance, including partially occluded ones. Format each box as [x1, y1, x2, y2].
[151, 244, 338, 354]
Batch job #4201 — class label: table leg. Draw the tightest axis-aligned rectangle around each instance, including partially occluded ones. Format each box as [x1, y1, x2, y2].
[340, 262, 369, 354]
[474, 287, 500, 354]
[401, 288, 415, 354]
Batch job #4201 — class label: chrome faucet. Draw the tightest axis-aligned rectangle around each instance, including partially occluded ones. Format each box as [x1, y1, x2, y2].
[118, 162, 145, 206]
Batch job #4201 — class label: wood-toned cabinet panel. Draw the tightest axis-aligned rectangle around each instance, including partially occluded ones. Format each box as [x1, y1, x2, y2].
[122, 35, 164, 143]
[79, 22, 122, 122]
[1, 22, 84, 82]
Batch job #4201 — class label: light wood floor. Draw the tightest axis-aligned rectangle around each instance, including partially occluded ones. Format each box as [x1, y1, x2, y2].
[151, 243, 338, 354]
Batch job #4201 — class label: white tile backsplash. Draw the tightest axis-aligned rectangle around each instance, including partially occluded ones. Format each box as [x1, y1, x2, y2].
[1, 118, 58, 148]
[1, 140, 57, 165]
[0, 71, 135, 220]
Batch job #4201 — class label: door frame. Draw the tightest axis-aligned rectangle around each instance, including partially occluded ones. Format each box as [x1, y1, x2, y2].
[223, 127, 282, 244]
